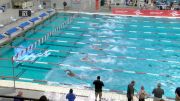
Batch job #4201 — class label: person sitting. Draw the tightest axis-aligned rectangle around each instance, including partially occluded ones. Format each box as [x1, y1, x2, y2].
[14, 91, 24, 101]
[66, 89, 76, 101]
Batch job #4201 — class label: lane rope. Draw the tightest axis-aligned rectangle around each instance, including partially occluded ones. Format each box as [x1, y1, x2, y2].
[11, 59, 180, 79]
[13, 14, 78, 60]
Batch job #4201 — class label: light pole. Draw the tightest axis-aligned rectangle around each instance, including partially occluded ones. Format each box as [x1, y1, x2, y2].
[11, 42, 16, 89]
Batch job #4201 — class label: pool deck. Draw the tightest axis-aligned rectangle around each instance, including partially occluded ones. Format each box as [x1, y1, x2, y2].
[0, 80, 161, 101]
[0, 9, 56, 46]
[0, 9, 48, 34]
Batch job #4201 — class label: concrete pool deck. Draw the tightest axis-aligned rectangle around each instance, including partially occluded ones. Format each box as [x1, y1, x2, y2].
[0, 80, 175, 101]
[0, 9, 56, 46]
[0, 8, 54, 34]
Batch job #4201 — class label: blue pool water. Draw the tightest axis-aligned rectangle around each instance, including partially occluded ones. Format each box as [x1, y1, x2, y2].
[0, 13, 179, 98]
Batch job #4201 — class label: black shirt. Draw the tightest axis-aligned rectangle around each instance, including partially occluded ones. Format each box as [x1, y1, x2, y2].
[176, 87, 180, 96]
[14, 97, 24, 101]
[93, 80, 104, 92]
[127, 83, 134, 98]
[152, 88, 164, 98]
[63, 2, 67, 7]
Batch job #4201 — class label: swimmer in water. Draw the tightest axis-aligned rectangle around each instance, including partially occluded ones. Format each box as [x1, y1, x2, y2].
[148, 64, 152, 67]
[82, 55, 89, 61]
[65, 69, 87, 80]
[89, 23, 98, 27]
[174, 54, 179, 57]
[81, 54, 95, 63]
[91, 45, 103, 51]
[65, 70, 76, 77]
[93, 14, 97, 18]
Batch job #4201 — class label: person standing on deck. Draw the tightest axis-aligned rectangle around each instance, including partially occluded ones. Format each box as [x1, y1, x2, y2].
[138, 86, 148, 101]
[152, 83, 164, 101]
[63, 1, 67, 10]
[127, 80, 136, 101]
[93, 76, 104, 101]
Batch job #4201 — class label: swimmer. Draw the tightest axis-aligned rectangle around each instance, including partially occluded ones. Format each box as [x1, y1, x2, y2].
[65, 70, 76, 77]
[93, 14, 97, 18]
[89, 23, 98, 27]
[165, 74, 171, 78]
[91, 45, 103, 51]
[148, 64, 152, 67]
[81, 55, 89, 61]
[81, 55, 95, 63]
[65, 69, 86, 80]
[174, 54, 179, 57]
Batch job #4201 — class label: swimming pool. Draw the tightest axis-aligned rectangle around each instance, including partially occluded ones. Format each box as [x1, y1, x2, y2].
[0, 12, 179, 98]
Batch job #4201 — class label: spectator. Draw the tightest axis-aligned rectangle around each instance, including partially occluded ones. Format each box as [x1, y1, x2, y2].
[127, 80, 135, 101]
[66, 89, 76, 101]
[175, 87, 180, 101]
[138, 86, 148, 101]
[53, 3, 56, 9]
[14, 91, 24, 101]
[63, 1, 67, 10]
[39, 95, 48, 101]
[108, 0, 111, 11]
[152, 83, 164, 101]
[93, 76, 104, 101]
[138, 0, 145, 9]
[101, 0, 105, 6]
[43, 1, 46, 8]
[133, 0, 137, 6]
[144, 0, 148, 4]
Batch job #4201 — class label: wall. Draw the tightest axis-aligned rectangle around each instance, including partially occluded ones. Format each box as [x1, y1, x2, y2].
[50, 0, 95, 11]
[0, 0, 11, 5]
[50, 0, 71, 10]
[0, 0, 12, 9]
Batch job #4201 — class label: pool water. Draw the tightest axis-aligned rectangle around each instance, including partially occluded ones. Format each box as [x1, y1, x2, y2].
[0, 13, 180, 98]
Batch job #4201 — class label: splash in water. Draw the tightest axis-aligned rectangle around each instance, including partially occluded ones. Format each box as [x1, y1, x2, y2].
[14, 45, 51, 62]
[93, 57, 116, 64]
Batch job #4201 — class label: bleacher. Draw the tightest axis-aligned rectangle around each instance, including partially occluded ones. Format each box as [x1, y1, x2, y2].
[5, 27, 20, 36]
[29, 17, 40, 24]
[0, 9, 55, 46]
[39, 13, 48, 18]
[18, 22, 31, 29]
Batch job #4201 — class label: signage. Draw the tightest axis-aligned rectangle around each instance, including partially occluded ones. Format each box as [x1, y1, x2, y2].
[112, 8, 180, 17]
[19, 10, 31, 17]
